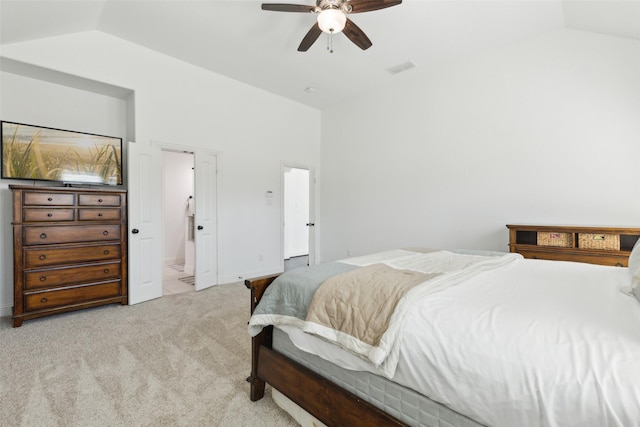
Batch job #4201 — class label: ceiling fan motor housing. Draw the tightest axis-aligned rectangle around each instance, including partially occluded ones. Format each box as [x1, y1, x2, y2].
[317, 0, 352, 14]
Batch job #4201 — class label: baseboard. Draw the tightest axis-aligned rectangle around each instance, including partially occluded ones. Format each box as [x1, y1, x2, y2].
[285, 253, 309, 260]
[222, 268, 282, 285]
[0, 305, 12, 318]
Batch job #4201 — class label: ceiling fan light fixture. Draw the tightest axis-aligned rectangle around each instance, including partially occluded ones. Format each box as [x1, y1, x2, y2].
[317, 8, 347, 34]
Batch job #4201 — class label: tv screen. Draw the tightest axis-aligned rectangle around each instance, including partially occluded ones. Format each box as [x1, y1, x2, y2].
[1, 121, 122, 186]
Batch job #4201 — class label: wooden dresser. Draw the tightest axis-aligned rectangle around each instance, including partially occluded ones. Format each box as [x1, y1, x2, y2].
[11, 185, 128, 327]
[507, 224, 640, 267]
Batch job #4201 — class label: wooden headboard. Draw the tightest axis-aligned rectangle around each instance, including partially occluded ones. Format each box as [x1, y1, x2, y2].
[507, 224, 640, 267]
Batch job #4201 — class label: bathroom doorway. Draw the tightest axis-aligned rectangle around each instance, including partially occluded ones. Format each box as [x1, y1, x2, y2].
[162, 150, 195, 295]
[128, 141, 218, 304]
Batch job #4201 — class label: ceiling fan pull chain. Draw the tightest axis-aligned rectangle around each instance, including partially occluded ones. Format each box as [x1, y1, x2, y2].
[327, 32, 335, 54]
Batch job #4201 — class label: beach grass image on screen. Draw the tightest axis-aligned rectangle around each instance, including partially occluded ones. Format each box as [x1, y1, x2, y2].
[1, 121, 122, 185]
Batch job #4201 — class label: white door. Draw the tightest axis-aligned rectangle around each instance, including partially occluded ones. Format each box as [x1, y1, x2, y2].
[127, 141, 163, 304]
[194, 152, 217, 290]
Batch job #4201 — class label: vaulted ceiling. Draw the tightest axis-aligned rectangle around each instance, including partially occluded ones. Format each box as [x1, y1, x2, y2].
[1, 1, 639, 109]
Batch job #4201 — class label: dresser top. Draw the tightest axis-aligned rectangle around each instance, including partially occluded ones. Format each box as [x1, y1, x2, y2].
[9, 184, 126, 194]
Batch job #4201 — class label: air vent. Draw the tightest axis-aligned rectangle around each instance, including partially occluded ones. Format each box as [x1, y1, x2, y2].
[386, 60, 417, 75]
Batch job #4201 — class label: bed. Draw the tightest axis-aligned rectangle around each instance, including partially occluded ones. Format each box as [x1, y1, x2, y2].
[246, 230, 640, 427]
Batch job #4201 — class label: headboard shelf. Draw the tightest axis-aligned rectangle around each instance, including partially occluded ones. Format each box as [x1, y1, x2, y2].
[506, 224, 640, 267]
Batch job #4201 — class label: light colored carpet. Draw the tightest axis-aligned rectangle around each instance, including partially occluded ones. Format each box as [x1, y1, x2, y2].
[0, 283, 298, 427]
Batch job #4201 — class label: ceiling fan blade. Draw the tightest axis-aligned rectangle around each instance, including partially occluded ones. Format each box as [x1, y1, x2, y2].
[261, 3, 316, 13]
[348, 0, 402, 13]
[298, 23, 323, 51]
[343, 19, 372, 50]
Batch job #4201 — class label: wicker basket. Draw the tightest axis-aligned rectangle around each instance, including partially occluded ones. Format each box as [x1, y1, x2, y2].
[537, 232, 572, 247]
[578, 233, 620, 251]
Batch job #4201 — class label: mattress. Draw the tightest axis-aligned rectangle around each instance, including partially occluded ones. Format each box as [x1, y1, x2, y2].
[273, 327, 484, 427]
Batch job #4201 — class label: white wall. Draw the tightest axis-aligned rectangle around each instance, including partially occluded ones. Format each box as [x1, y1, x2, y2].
[162, 151, 193, 265]
[3, 27, 638, 315]
[319, 29, 640, 261]
[0, 70, 129, 316]
[0, 31, 321, 316]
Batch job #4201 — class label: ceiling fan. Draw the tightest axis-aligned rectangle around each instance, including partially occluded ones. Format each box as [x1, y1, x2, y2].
[261, 0, 402, 52]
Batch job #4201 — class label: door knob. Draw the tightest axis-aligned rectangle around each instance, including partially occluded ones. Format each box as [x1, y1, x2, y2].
[306, 223, 315, 227]
[132, 229, 139, 234]
[197, 225, 204, 230]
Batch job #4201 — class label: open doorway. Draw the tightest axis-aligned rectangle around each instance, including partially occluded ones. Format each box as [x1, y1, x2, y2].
[127, 142, 218, 305]
[162, 150, 195, 295]
[284, 166, 310, 271]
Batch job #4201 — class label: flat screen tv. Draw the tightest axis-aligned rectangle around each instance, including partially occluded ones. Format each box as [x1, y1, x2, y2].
[1, 121, 123, 186]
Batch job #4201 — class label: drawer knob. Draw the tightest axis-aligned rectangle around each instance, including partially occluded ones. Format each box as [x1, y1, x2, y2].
[41, 297, 48, 304]
[98, 213, 103, 217]
[104, 250, 110, 255]
[39, 276, 47, 282]
[104, 269, 110, 274]
[47, 197, 53, 202]
[98, 198, 103, 203]
[40, 233, 47, 239]
[615, 262, 623, 267]
[47, 213, 53, 217]
[39, 255, 46, 260]
[103, 231, 109, 236]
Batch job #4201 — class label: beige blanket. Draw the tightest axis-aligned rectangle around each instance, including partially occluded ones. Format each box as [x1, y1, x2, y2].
[305, 263, 440, 347]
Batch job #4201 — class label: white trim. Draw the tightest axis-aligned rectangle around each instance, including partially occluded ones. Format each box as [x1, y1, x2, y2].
[0, 306, 11, 318]
[222, 267, 283, 285]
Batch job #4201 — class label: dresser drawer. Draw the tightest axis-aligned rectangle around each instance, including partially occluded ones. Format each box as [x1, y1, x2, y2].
[23, 192, 75, 206]
[24, 244, 121, 268]
[24, 225, 120, 245]
[24, 281, 122, 311]
[25, 262, 121, 290]
[23, 208, 75, 222]
[78, 208, 121, 221]
[79, 194, 121, 206]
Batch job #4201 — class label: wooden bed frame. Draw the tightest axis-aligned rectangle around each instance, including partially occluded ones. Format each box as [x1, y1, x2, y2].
[246, 226, 640, 426]
[245, 274, 407, 427]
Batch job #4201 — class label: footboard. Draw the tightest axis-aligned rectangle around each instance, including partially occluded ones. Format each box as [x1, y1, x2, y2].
[245, 274, 406, 427]
[245, 273, 280, 401]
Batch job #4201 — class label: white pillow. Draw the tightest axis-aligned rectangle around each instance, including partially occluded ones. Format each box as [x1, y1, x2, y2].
[629, 238, 640, 291]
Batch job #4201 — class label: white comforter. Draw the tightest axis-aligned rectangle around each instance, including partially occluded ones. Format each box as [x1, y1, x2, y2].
[281, 258, 640, 427]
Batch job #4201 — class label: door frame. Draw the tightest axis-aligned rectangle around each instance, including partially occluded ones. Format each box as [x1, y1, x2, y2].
[281, 162, 315, 271]
[152, 140, 222, 286]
